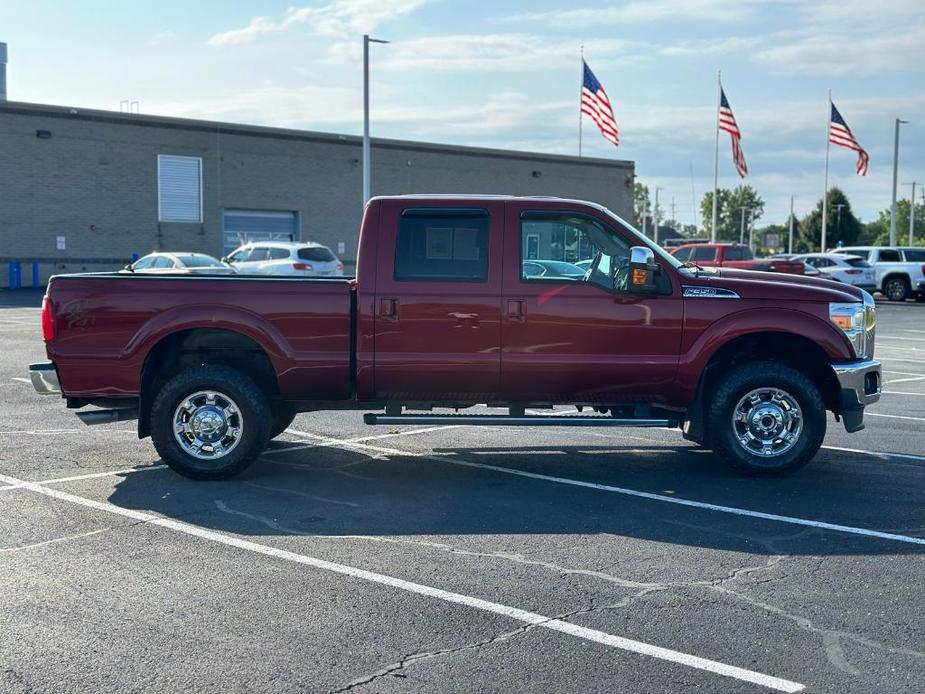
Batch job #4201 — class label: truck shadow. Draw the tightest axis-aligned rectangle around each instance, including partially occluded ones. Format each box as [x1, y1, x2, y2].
[106, 440, 925, 556]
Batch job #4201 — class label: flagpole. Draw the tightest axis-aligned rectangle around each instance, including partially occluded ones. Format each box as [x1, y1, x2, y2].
[821, 89, 831, 252]
[711, 70, 720, 242]
[578, 45, 584, 157]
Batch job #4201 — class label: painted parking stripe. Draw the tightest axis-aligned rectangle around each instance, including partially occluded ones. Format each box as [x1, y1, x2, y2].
[884, 375, 925, 384]
[867, 412, 925, 423]
[0, 465, 166, 492]
[0, 472, 804, 693]
[821, 445, 925, 463]
[282, 431, 925, 547]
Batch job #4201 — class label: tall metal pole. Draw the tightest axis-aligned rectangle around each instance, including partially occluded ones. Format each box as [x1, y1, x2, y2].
[711, 71, 721, 242]
[654, 187, 662, 246]
[908, 181, 918, 245]
[578, 45, 584, 157]
[739, 206, 748, 244]
[822, 90, 831, 253]
[834, 203, 845, 245]
[748, 209, 754, 250]
[788, 195, 794, 254]
[362, 35, 389, 207]
[889, 118, 907, 246]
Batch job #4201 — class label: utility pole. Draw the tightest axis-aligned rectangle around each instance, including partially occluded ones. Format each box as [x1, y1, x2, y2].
[906, 181, 919, 245]
[654, 187, 663, 245]
[788, 196, 795, 254]
[738, 206, 750, 245]
[362, 34, 389, 207]
[834, 203, 846, 246]
[889, 118, 908, 246]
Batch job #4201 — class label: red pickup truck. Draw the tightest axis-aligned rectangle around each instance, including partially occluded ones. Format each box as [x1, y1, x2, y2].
[671, 243, 806, 274]
[30, 195, 881, 479]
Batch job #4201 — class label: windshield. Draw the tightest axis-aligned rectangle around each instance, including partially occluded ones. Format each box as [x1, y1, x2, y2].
[177, 254, 225, 267]
[596, 205, 684, 269]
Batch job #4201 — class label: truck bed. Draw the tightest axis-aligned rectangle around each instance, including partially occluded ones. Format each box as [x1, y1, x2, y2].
[44, 273, 355, 401]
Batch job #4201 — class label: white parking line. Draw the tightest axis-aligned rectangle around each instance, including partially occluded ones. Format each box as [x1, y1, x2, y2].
[867, 412, 925, 423]
[0, 465, 167, 491]
[883, 391, 925, 396]
[264, 425, 462, 457]
[821, 445, 925, 463]
[885, 375, 925, 384]
[10, 377, 30, 384]
[0, 470, 804, 693]
[281, 431, 925, 547]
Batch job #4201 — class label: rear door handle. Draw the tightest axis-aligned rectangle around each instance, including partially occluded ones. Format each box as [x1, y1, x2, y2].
[380, 298, 398, 321]
[507, 299, 526, 322]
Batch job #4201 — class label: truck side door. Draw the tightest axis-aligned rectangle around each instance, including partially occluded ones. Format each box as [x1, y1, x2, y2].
[500, 202, 683, 404]
[373, 200, 503, 401]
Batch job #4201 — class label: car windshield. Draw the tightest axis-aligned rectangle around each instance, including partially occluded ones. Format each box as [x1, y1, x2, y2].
[177, 254, 224, 268]
[596, 205, 684, 270]
[298, 246, 337, 262]
[843, 257, 871, 268]
[841, 249, 869, 259]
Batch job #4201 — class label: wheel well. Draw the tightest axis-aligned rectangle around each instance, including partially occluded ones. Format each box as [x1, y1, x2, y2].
[881, 273, 910, 289]
[690, 332, 841, 445]
[138, 328, 279, 438]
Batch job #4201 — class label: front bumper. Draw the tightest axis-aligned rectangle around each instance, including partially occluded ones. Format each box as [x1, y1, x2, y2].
[29, 361, 61, 395]
[831, 359, 881, 433]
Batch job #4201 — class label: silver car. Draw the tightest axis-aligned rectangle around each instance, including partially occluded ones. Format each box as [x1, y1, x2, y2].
[127, 252, 235, 275]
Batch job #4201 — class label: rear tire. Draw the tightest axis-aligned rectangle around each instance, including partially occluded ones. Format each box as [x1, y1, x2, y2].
[269, 402, 297, 439]
[708, 362, 825, 476]
[883, 277, 910, 302]
[150, 365, 271, 480]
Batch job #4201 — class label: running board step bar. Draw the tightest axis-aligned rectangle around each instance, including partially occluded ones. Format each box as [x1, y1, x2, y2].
[364, 414, 677, 427]
[76, 408, 139, 425]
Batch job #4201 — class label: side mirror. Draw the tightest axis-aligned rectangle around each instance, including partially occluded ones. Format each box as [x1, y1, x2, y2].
[220, 256, 230, 263]
[625, 246, 659, 293]
[123, 264, 133, 272]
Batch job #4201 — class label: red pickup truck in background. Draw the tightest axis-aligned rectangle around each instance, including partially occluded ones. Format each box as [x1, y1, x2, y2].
[671, 243, 806, 274]
[30, 195, 880, 479]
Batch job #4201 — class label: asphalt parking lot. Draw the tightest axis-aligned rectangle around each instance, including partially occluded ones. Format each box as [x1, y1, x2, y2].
[2, 289, 924, 693]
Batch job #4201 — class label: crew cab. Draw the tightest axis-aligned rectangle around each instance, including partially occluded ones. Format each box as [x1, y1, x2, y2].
[29, 195, 881, 479]
[831, 246, 925, 302]
[671, 243, 806, 275]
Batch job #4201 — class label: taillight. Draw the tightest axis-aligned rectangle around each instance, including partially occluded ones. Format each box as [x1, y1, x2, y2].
[845, 269, 861, 275]
[336, 262, 344, 272]
[41, 296, 55, 342]
[292, 262, 313, 271]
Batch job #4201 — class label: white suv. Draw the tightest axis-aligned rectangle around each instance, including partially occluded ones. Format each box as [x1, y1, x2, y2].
[224, 242, 345, 277]
[832, 246, 925, 301]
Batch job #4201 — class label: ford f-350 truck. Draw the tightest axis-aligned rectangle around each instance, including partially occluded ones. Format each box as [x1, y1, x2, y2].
[29, 196, 881, 479]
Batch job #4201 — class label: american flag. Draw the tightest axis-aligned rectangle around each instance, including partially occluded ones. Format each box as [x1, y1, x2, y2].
[829, 103, 869, 176]
[581, 61, 619, 147]
[718, 88, 747, 178]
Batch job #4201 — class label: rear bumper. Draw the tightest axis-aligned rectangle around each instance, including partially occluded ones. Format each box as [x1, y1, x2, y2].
[831, 359, 881, 433]
[29, 361, 61, 395]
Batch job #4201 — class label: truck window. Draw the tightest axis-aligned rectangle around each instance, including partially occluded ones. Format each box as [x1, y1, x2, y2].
[879, 249, 901, 262]
[519, 212, 628, 291]
[673, 247, 692, 262]
[724, 246, 753, 261]
[394, 209, 489, 282]
[691, 246, 717, 262]
[902, 249, 925, 262]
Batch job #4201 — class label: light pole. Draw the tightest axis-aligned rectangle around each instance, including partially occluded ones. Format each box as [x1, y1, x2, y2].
[654, 187, 663, 245]
[834, 203, 845, 247]
[906, 181, 919, 245]
[363, 34, 389, 207]
[738, 206, 750, 244]
[788, 196, 795, 254]
[889, 118, 908, 246]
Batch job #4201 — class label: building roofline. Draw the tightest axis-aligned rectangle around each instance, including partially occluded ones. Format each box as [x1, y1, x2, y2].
[0, 100, 634, 170]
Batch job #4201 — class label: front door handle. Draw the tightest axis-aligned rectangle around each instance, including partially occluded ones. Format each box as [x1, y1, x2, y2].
[380, 298, 398, 321]
[507, 299, 526, 323]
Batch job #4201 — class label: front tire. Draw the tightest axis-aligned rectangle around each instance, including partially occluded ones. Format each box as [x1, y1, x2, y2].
[269, 402, 297, 439]
[883, 277, 910, 302]
[150, 365, 271, 480]
[708, 362, 825, 475]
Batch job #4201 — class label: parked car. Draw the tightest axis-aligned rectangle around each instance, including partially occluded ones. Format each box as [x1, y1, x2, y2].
[792, 254, 876, 291]
[30, 195, 880, 480]
[671, 243, 805, 274]
[126, 252, 235, 275]
[522, 260, 588, 279]
[223, 242, 344, 277]
[831, 246, 925, 301]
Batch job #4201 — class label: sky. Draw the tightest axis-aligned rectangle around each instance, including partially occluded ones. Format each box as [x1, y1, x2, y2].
[1, 0, 923, 227]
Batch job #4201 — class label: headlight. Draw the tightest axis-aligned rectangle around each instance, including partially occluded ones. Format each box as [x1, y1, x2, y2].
[830, 294, 875, 358]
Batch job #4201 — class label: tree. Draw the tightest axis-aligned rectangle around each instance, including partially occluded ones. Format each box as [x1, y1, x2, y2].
[859, 198, 925, 246]
[632, 181, 651, 229]
[798, 187, 862, 251]
[700, 185, 765, 241]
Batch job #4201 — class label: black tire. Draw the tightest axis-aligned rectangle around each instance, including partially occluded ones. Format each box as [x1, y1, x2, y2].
[883, 276, 910, 302]
[150, 365, 271, 480]
[708, 362, 825, 476]
[269, 402, 297, 439]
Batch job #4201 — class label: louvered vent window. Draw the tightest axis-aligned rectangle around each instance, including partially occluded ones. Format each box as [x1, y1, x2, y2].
[157, 155, 202, 223]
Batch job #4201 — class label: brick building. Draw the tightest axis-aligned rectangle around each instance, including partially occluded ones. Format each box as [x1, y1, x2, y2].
[0, 101, 634, 284]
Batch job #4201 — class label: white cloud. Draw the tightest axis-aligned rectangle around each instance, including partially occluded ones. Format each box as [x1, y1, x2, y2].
[207, 0, 427, 46]
[511, 0, 768, 25]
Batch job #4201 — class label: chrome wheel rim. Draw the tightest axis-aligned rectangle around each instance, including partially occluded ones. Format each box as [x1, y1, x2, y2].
[173, 390, 243, 460]
[731, 387, 802, 459]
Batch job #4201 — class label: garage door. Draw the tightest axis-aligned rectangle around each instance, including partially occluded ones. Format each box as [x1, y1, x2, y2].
[223, 210, 299, 254]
